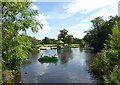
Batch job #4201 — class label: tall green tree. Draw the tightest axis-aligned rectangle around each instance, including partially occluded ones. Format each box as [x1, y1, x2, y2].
[84, 16, 120, 52]
[73, 38, 80, 44]
[2, 2, 43, 70]
[90, 22, 120, 84]
[84, 17, 104, 51]
[42, 37, 50, 44]
[65, 35, 73, 45]
[58, 29, 68, 43]
[27, 36, 42, 50]
[42, 37, 57, 44]
[49, 38, 57, 44]
[79, 39, 86, 47]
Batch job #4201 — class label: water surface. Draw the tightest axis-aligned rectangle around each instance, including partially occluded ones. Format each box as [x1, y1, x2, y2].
[20, 48, 95, 83]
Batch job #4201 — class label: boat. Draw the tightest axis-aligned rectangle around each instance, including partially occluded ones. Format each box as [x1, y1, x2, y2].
[38, 55, 59, 61]
[38, 60, 58, 64]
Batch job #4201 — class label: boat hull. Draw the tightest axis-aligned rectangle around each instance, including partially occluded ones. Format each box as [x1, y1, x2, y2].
[38, 60, 58, 64]
[38, 56, 58, 61]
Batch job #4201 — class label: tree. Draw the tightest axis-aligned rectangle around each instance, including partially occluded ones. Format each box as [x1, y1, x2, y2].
[73, 38, 80, 44]
[49, 38, 57, 44]
[65, 35, 73, 45]
[42, 37, 57, 44]
[79, 39, 86, 47]
[58, 29, 68, 43]
[2, 2, 43, 70]
[27, 36, 42, 50]
[84, 16, 120, 52]
[42, 37, 50, 44]
[90, 22, 120, 84]
[84, 17, 104, 51]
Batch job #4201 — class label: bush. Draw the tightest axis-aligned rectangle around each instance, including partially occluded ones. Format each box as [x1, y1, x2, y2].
[2, 70, 15, 83]
[90, 22, 120, 84]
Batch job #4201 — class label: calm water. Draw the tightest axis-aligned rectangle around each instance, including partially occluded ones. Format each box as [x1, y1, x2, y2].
[20, 48, 95, 83]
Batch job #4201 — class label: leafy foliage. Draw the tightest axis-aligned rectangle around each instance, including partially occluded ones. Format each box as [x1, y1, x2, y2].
[84, 16, 120, 52]
[49, 38, 57, 44]
[79, 39, 86, 47]
[73, 38, 80, 44]
[27, 36, 42, 50]
[2, 34, 32, 70]
[90, 22, 120, 84]
[58, 29, 68, 43]
[2, 2, 42, 70]
[42, 37, 57, 44]
[2, 70, 15, 83]
[58, 29, 75, 45]
[65, 35, 73, 45]
[42, 37, 50, 44]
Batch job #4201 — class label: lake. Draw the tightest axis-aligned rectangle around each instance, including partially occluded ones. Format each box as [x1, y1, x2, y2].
[20, 48, 96, 83]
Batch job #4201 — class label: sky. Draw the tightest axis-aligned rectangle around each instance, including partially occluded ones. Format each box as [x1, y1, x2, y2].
[27, 0, 119, 40]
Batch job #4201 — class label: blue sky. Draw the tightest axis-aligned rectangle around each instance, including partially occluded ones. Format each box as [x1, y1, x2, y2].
[27, 0, 119, 40]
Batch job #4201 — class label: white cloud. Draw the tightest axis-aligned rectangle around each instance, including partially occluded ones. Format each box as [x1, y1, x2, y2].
[69, 30, 86, 39]
[91, 9, 109, 18]
[47, 0, 119, 22]
[65, 0, 119, 14]
[65, 23, 91, 30]
[33, 36, 43, 40]
[62, 23, 91, 39]
[31, 0, 37, 2]
[38, 24, 51, 33]
[81, 8, 118, 23]
[35, 13, 51, 33]
[35, 13, 47, 20]
[90, 6, 118, 20]
[81, 1, 118, 23]
[31, 3, 39, 10]
[81, 19, 91, 23]
[30, 0, 75, 2]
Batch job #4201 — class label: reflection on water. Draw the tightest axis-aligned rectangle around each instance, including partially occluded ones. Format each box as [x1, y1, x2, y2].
[20, 48, 95, 83]
[30, 49, 39, 55]
[38, 60, 58, 64]
[58, 48, 73, 64]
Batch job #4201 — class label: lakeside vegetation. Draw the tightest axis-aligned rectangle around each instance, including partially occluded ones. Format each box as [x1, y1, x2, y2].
[84, 16, 120, 84]
[1, 2, 120, 84]
[90, 22, 120, 83]
[2, 2, 43, 83]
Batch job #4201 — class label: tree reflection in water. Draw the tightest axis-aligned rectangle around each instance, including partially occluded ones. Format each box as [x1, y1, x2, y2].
[57, 48, 73, 64]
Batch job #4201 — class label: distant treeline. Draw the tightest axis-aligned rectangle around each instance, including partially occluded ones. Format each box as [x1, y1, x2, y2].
[25, 33, 84, 46]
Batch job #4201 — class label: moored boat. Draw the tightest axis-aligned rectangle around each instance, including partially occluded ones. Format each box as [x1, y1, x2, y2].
[38, 60, 58, 64]
[38, 55, 58, 61]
